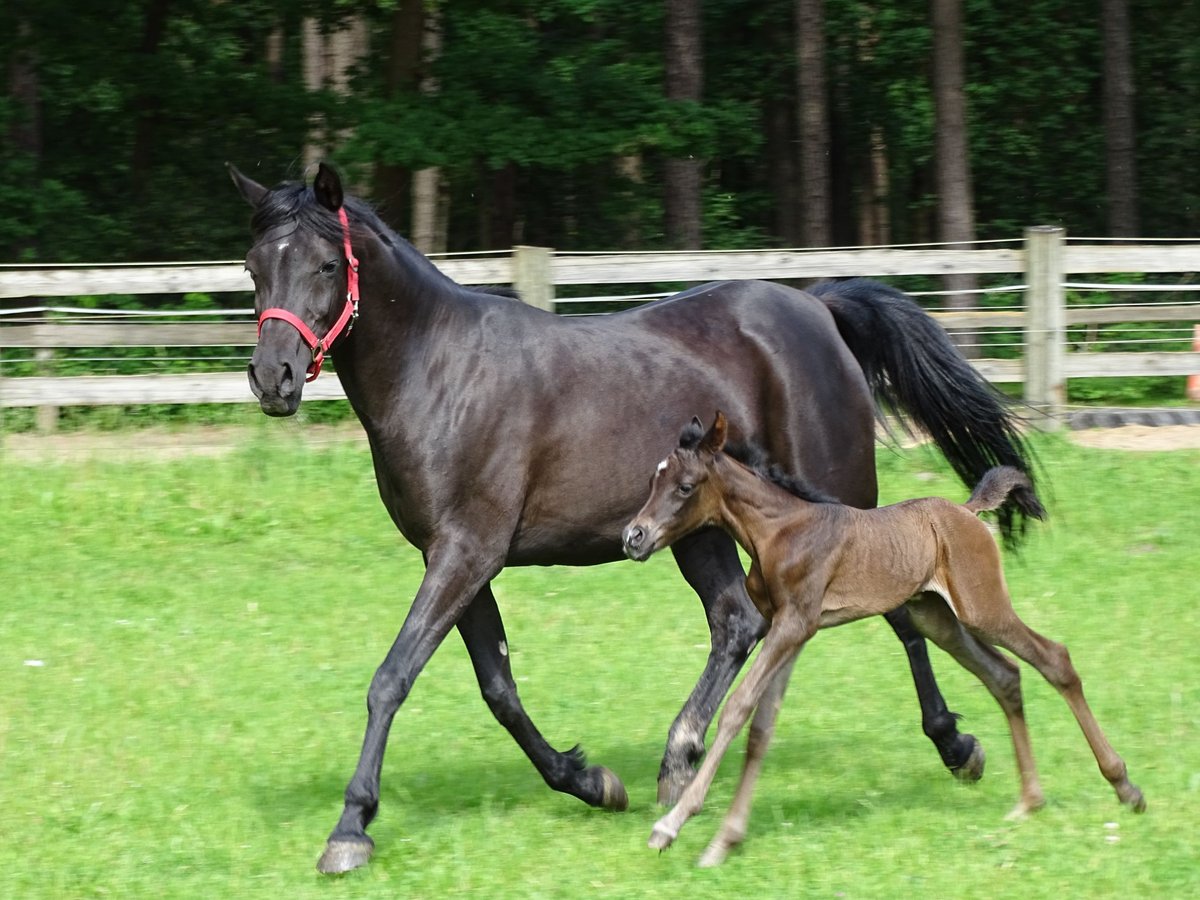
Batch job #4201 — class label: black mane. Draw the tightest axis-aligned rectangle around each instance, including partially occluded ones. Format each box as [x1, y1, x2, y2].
[677, 420, 838, 505]
[250, 180, 389, 246]
[250, 179, 511, 299]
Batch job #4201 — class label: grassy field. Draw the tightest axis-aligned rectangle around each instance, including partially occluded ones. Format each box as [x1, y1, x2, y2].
[2, 428, 1197, 898]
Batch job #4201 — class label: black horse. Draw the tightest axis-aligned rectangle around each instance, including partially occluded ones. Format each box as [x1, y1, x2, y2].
[229, 162, 1037, 873]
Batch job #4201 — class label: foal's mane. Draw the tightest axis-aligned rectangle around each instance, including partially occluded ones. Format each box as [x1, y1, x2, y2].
[677, 421, 838, 505]
[251, 180, 518, 299]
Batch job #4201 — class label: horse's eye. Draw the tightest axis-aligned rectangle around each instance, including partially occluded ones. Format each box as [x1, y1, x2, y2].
[678, 483, 695, 497]
[319, 260, 338, 276]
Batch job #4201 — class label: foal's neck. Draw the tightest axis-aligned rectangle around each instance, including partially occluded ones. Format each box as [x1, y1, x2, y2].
[711, 455, 825, 552]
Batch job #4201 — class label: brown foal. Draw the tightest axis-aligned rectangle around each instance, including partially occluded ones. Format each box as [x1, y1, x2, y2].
[623, 411, 1145, 867]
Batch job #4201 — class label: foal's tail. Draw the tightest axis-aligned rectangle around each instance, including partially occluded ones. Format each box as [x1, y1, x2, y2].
[964, 466, 1045, 520]
[811, 278, 1044, 545]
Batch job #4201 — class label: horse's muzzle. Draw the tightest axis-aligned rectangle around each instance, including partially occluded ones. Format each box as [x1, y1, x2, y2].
[247, 359, 302, 417]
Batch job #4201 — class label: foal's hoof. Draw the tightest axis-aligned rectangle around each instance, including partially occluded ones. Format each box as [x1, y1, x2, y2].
[950, 736, 986, 783]
[317, 837, 374, 874]
[1124, 786, 1147, 814]
[648, 819, 678, 852]
[593, 766, 629, 812]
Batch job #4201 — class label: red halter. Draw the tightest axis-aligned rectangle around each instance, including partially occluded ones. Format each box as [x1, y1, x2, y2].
[256, 206, 360, 382]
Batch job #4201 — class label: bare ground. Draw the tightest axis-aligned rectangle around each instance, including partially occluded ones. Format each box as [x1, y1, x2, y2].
[2, 419, 1198, 464]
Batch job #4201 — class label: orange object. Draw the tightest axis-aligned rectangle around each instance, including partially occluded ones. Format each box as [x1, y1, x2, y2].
[1190, 324, 1200, 402]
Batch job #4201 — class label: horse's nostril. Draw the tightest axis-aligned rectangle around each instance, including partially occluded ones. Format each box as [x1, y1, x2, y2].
[247, 362, 263, 397]
[280, 361, 295, 395]
[626, 525, 644, 548]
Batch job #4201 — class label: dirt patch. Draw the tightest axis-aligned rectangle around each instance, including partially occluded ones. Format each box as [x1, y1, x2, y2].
[1068, 424, 1200, 452]
[0, 423, 366, 463]
[4, 420, 1198, 463]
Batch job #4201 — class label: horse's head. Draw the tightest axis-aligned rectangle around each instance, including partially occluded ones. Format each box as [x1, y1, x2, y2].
[229, 162, 359, 416]
[623, 411, 729, 562]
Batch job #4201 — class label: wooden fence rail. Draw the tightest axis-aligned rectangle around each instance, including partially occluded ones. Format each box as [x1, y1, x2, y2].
[3, 228, 1199, 426]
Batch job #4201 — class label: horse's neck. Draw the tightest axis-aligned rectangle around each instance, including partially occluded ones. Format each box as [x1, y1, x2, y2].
[714, 459, 823, 558]
[332, 242, 470, 426]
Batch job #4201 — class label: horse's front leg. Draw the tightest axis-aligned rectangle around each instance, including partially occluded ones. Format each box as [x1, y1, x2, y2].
[661, 530, 768, 805]
[884, 605, 985, 781]
[456, 583, 628, 810]
[317, 536, 502, 875]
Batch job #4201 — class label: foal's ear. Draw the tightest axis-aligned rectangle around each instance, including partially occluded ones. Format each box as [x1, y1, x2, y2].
[227, 164, 268, 208]
[313, 162, 345, 211]
[699, 410, 728, 455]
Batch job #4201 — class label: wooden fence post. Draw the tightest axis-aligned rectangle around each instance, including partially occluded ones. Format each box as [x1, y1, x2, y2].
[1024, 225, 1066, 425]
[34, 310, 59, 432]
[513, 246, 555, 313]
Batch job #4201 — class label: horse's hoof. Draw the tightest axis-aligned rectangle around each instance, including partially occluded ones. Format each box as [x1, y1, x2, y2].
[697, 842, 730, 868]
[648, 819, 678, 851]
[1004, 794, 1045, 821]
[1125, 786, 1147, 814]
[316, 837, 374, 874]
[595, 766, 629, 812]
[951, 736, 986, 783]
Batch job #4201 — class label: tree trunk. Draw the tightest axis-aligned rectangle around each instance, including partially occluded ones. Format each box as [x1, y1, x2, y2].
[302, 14, 369, 174]
[130, 0, 171, 203]
[374, 1, 425, 231]
[795, 0, 831, 247]
[410, 5, 447, 254]
[767, 94, 801, 245]
[858, 126, 891, 245]
[1102, 0, 1138, 238]
[663, 0, 704, 249]
[931, 0, 978, 353]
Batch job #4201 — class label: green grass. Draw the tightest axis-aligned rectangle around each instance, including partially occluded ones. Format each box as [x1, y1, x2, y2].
[2, 431, 1197, 898]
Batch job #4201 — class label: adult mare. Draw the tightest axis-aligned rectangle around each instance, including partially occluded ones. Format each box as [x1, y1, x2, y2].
[229, 162, 1038, 873]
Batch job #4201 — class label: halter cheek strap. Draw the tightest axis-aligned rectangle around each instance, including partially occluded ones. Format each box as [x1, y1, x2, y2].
[256, 206, 360, 383]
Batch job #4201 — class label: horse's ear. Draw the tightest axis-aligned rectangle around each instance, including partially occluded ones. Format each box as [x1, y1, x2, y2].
[227, 164, 267, 208]
[313, 162, 344, 211]
[700, 410, 728, 455]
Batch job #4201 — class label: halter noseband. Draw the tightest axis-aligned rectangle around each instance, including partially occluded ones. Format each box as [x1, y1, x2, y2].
[256, 206, 360, 382]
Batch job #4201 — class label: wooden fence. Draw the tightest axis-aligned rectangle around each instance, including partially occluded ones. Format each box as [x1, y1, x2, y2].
[2, 226, 1199, 428]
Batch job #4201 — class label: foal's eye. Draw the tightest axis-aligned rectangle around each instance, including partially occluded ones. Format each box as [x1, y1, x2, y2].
[677, 483, 695, 497]
[319, 260, 338, 275]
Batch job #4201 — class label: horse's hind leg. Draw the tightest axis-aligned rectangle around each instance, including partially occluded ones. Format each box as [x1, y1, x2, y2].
[664, 529, 768, 804]
[905, 594, 1045, 817]
[885, 605, 985, 781]
[975, 612, 1146, 814]
[697, 657, 797, 868]
[456, 584, 627, 810]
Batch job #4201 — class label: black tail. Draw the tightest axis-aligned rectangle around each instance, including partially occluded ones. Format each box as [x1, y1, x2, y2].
[811, 278, 1044, 545]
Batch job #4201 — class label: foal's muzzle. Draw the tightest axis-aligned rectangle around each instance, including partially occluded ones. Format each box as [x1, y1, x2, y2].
[622, 523, 654, 562]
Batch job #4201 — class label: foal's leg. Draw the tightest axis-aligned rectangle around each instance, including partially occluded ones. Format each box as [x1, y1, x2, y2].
[649, 610, 814, 853]
[697, 657, 797, 868]
[663, 530, 768, 804]
[885, 605, 985, 780]
[456, 583, 628, 810]
[317, 536, 502, 875]
[973, 612, 1146, 814]
[906, 594, 1045, 817]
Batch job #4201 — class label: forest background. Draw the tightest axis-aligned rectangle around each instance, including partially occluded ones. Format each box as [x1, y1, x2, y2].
[3, 0, 1194, 269]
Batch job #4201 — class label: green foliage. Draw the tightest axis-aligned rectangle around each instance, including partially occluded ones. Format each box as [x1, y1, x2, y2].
[4, 0, 1200, 262]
